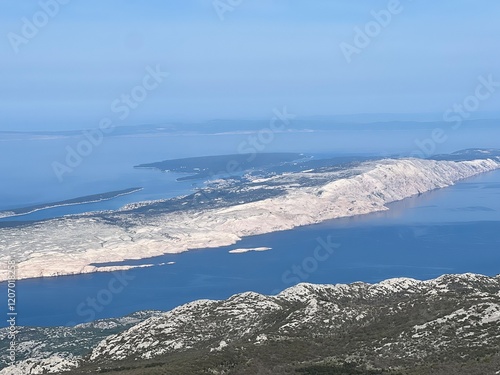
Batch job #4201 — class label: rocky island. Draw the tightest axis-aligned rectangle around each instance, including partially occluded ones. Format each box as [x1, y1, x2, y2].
[0, 150, 499, 282]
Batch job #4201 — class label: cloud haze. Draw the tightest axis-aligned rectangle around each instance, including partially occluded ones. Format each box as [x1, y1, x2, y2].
[1, 0, 499, 130]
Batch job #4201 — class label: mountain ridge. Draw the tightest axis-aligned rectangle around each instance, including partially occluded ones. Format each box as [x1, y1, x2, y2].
[3, 272, 500, 374]
[1, 154, 499, 282]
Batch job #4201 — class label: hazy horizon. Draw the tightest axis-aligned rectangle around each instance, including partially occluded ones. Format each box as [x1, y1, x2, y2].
[1, 0, 500, 131]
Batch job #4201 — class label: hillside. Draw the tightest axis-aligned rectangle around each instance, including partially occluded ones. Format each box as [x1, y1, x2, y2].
[1, 153, 499, 282]
[3, 273, 500, 374]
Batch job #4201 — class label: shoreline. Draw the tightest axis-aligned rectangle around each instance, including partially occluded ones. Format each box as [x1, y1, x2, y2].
[1, 158, 499, 283]
[0, 188, 143, 220]
[228, 247, 272, 254]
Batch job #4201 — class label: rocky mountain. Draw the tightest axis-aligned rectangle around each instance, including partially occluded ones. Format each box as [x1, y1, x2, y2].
[3, 273, 500, 374]
[1, 154, 500, 282]
[0, 311, 162, 375]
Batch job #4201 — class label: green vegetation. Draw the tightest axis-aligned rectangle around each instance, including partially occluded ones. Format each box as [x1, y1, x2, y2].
[134, 153, 304, 180]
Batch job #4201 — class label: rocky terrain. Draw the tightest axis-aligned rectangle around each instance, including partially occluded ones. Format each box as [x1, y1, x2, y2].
[2, 150, 500, 374]
[0, 311, 162, 374]
[1, 151, 500, 282]
[2, 273, 500, 374]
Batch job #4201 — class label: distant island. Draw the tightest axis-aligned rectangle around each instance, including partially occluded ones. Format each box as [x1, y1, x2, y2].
[430, 148, 500, 161]
[134, 152, 305, 181]
[0, 187, 143, 219]
[1, 150, 499, 282]
[228, 247, 272, 254]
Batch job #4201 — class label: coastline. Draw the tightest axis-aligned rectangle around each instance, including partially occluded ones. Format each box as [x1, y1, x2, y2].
[0, 188, 143, 220]
[228, 247, 272, 254]
[1, 158, 499, 283]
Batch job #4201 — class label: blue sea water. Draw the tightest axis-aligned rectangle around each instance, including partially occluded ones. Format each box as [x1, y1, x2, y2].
[0, 134, 221, 219]
[1, 130, 500, 327]
[0, 132, 359, 220]
[2, 169, 499, 327]
[3, 123, 499, 214]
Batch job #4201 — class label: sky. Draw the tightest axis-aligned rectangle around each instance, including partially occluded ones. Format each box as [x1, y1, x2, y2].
[1, 0, 500, 131]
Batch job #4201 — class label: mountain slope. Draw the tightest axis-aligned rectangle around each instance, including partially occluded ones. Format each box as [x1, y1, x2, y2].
[0, 311, 162, 374]
[87, 273, 500, 373]
[4, 273, 499, 374]
[1, 155, 499, 282]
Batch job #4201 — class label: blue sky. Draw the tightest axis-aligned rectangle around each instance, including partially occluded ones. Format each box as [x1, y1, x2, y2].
[1, 0, 500, 131]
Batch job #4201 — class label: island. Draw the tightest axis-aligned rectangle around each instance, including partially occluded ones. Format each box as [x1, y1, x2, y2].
[134, 152, 305, 180]
[0, 150, 499, 282]
[0, 188, 143, 219]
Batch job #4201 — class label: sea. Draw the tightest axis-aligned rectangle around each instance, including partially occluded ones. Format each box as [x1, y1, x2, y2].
[0, 128, 499, 327]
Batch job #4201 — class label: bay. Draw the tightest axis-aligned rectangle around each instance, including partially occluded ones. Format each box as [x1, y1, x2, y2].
[2, 169, 499, 327]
